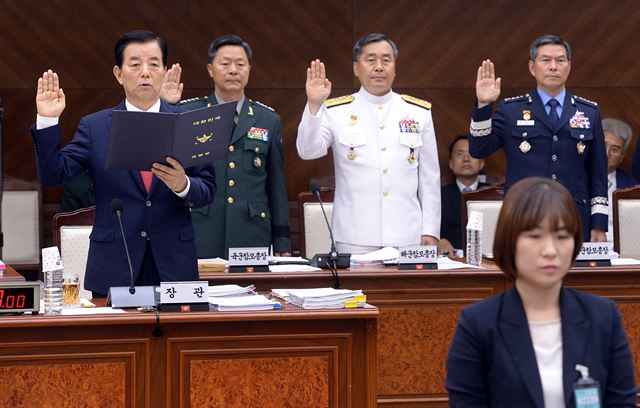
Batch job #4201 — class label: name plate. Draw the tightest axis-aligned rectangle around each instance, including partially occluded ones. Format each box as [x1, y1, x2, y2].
[399, 245, 437, 264]
[576, 242, 614, 260]
[160, 281, 208, 304]
[228, 247, 269, 266]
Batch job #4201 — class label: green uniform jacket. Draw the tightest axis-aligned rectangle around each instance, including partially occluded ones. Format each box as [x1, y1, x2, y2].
[178, 93, 291, 258]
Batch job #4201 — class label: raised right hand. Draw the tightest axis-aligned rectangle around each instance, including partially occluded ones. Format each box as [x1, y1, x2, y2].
[306, 59, 332, 115]
[476, 59, 501, 108]
[160, 63, 184, 104]
[36, 69, 65, 117]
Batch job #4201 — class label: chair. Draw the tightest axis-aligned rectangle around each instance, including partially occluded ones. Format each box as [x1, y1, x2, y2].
[1, 177, 43, 271]
[461, 184, 504, 257]
[297, 187, 335, 259]
[613, 186, 640, 257]
[53, 206, 95, 300]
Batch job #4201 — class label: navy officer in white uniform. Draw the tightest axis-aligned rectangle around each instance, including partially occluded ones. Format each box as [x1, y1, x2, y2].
[468, 34, 608, 242]
[297, 33, 440, 254]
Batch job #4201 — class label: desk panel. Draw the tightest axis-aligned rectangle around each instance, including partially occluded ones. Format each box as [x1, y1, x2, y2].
[0, 306, 377, 407]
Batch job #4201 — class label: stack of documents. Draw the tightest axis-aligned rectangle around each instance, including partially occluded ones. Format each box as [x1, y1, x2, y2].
[350, 247, 399, 265]
[282, 288, 366, 309]
[208, 294, 281, 311]
[198, 258, 228, 273]
[208, 284, 255, 297]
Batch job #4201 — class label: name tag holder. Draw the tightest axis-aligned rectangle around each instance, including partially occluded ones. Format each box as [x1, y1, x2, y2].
[398, 245, 438, 270]
[574, 243, 613, 267]
[228, 247, 270, 273]
[158, 281, 209, 312]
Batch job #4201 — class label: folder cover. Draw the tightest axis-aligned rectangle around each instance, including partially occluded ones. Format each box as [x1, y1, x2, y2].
[106, 102, 236, 170]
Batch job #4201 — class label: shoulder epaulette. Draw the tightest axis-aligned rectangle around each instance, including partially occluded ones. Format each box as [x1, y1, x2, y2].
[323, 95, 354, 108]
[401, 94, 432, 110]
[250, 99, 275, 112]
[177, 96, 207, 106]
[574, 95, 598, 107]
[503, 94, 530, 103]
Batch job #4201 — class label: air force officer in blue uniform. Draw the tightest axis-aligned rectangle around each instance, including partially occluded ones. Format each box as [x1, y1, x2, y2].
[31, 31, 216, 296]
[468, 35, 608, 242]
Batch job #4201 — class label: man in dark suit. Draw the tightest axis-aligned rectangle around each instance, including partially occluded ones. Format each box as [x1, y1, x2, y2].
[161, 35, 290, 259]
[438, 136, 487, 256]
[468, 34, 608, 242]
[603, 117, 638, 241]
[32, 30, 215, 296]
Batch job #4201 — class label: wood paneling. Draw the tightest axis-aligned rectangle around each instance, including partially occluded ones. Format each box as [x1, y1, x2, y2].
[2, 1, 640, 256]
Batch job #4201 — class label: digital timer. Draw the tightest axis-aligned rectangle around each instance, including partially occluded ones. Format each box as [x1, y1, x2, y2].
[0, 282, 40, 314]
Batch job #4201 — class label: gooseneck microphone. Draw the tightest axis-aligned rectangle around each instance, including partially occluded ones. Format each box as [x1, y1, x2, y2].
[111, 198, 135, 295]
[309, 183, 350, 288]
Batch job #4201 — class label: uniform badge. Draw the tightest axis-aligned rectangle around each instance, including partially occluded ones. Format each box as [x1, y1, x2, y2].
[569, 111, 591, 129]
[577, 141, 586, 154]
[347, 147, 356, 160]
[408, 148, 417, 164]
[350, 114, 358, 126]
[399, 116, 420, 133]
[522, 110, 531, 120]
[247, 127, 270, 141]
[253, 156, 262, 168]
[519, 140, 531, 153]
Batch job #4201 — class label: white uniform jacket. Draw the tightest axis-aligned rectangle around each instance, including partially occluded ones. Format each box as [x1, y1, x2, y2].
[297, 88, 441, 247]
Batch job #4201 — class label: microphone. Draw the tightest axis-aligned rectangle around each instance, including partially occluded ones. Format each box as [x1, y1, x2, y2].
[111, 198, 135, 294]
[309, 183, 350, 288]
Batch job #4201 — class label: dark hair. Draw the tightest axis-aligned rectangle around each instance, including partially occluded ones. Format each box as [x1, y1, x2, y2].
[493, 177, 582, 278]
[529, 35, 572, 61]
[352, 33, 398, 61]
[114, 30, 167, 68]
[208, 34, 253, 63]
[448, 135, 468, 156]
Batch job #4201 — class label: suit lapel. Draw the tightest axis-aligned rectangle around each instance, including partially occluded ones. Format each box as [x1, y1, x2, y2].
[556, 93, 576, 134]
[231, 99, 257, 145]
[560, 288, 591, 407]
[529, 91, 554, 132]
[498, 288, 545, 408]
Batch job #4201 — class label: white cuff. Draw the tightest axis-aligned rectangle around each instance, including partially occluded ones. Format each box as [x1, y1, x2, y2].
[174, 175, 191, 198]
[36, 114, 59, 130]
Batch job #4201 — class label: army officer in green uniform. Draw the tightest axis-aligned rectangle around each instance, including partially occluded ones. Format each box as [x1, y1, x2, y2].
[161, 34, 291, 257]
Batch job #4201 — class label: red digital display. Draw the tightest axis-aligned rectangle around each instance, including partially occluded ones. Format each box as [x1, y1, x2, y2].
[0, 287, 36, 310]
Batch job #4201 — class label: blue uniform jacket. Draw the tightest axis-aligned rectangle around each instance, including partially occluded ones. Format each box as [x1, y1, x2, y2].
[446, 287, 637, 408]
[616, 169, 638, 190]
[31, 100, 216, 294]
[468, 91, 608, 236]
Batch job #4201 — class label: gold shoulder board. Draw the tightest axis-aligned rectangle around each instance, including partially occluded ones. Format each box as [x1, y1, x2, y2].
[323, 95, 354, 108]
[401, 94, 432, 110]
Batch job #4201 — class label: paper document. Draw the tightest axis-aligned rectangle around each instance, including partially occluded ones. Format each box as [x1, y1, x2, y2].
[208, 294, 280, 311]
[350, 247, 399, 264]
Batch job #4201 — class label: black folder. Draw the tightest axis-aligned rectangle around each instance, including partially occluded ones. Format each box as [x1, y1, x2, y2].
[106, 102, 235, 170]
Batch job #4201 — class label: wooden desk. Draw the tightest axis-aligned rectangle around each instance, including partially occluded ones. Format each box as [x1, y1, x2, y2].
[0, 265, 26, 282]
[0, 304, 377, 407]
[201, 262, 640, 407]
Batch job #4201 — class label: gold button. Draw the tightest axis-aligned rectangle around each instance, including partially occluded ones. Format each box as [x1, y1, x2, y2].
[260, 212, 266, 218]
[379, 123, 385, 129]
[229, 162, 235, 169]
[229, 145, 235, 152]
[254, 147, 260, 153]
[228, 179, 235, 187]
[383, 168, 389, 174]
[381, 145, 387, 151]
[383, 191, 389, 197]
[227, 197, 234, 204]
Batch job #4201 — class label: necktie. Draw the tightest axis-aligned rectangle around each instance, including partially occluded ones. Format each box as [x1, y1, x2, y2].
[140, 171, 153, 192]
[548, 98, 559, 128]
[462, 187, 472, 193]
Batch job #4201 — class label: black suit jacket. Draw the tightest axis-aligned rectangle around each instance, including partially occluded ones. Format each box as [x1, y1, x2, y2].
[440, 181, 488, 249]
[446, 287, 637, 408]
[615, 169, 638, 189]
